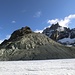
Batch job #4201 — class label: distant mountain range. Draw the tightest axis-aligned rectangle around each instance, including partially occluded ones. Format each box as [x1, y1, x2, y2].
[0, 26, 75, 60]
[42, 23, 75, 46]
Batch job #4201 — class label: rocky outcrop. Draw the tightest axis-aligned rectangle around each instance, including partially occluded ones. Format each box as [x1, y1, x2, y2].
[9, 26, 33, 41]
[0, 26, 75, 61]
[43, 23, 66, 40]
[0, 26, 33, 48]
[42, 23, 75, 46]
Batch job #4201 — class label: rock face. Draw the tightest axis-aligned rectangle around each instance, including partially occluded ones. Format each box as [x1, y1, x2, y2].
[9, 26, 33, 41]
[0, 26, 33, 47]
[0, 26, 75, 61]
[42, 23, 75, 46]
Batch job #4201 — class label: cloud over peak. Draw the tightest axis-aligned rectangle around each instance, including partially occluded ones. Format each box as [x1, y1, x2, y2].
[48, 14, 75, 27]
[34, 29, 43, 33]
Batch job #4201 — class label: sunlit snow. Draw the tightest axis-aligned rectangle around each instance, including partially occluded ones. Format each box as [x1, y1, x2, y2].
[58, 38, 75, 44]
[0, 59, 75, 75]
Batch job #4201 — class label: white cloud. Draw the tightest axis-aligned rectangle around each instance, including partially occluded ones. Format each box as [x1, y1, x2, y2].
[34, 29, 43, 33]
[12, 21, 16, 23]
[34, 14, 75, 34]
[0, 40, 3, 44]
[48, 19, 59, 25]
[48, 14, 75, 27]
[0, 35, 10, 44]
[34, 11, 42, 18]
[5, 35, 10, 39]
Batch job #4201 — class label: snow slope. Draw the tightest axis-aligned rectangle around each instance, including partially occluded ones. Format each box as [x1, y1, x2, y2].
[58, 38, 75, 44]
[0, 59, 75, 75]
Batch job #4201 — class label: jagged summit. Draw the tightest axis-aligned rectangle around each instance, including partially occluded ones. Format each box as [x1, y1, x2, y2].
[50, 23, 60, 30]
[43, 23, 75, 46]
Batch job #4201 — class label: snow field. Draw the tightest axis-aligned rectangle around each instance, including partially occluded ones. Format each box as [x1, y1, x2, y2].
[0, 59, 75, 75]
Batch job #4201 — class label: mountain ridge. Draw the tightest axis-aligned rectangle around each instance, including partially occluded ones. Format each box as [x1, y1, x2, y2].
[0, 26, 75, 60]
[42, 23, 75, 46]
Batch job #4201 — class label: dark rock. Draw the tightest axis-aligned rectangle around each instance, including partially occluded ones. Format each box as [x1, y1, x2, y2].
[70, 28, 75, 39]
[50, 23, 60, 30]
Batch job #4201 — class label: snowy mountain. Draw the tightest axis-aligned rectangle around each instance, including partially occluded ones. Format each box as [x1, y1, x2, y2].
[42, 23, 75, 46]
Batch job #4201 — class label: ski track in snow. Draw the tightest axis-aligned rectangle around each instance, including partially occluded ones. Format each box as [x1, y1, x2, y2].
[0, 59, 75, 75]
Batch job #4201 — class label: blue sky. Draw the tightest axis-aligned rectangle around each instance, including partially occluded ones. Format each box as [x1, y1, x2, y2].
[0, 0, 75, 43]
